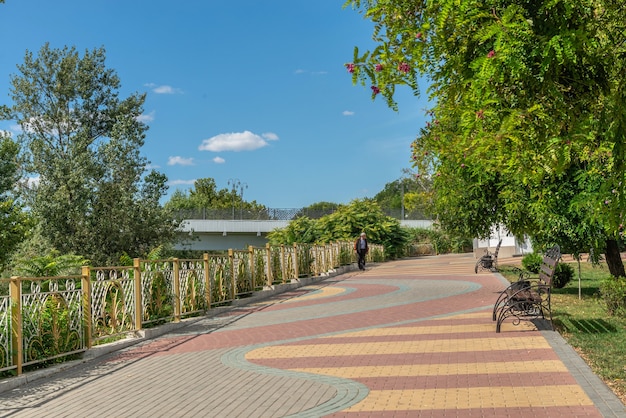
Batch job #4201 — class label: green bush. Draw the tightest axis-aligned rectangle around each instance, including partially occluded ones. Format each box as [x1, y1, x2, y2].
[552, 263, 574, 289]
[522, 252, 542, 273]
[599, 277, 626, 316]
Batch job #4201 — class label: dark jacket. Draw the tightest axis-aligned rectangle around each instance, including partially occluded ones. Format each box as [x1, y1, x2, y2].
[354, 237, 368, 253]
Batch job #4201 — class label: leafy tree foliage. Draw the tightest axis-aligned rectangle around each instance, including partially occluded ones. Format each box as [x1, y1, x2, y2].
[14, 250, 88, 277]
[346, 0, 626, 277]
[268, 199, 408, 258]
[0, 135, 32, 268]
[3, 44, 177, 266]
[165, 177, 267, 216]
[374, 173, 432, 219]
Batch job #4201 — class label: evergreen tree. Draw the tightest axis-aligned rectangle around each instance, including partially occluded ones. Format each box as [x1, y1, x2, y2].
[4, 44, 177, 265]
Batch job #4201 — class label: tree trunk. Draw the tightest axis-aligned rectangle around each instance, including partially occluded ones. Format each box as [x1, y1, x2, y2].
[605, 238, 625, 278]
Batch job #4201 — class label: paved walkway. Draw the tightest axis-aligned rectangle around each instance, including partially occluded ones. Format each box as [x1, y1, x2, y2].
[1, 254, 624, 417]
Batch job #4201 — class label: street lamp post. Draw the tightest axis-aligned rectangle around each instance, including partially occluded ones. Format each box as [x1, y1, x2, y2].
[239, 182, 248, 220]
[227, 178, 241, 220]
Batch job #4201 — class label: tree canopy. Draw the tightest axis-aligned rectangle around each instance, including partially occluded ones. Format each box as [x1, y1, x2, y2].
[346, 0, 626, 276]
[3, 44, 177, 265]
[267, 199, 408, 258]
[0, 134, 31, 268]
[165, 177, 267, 219]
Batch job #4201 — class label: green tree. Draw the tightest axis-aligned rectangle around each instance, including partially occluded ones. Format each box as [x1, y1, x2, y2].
[346, 0, 626, 277]
[15, 250, 88, 277]
[3, 44, 177, 265]
[374, 172, 431, 219]
[268, 199, 408, 258]
[165, 177, 267, 218]
[0, 135, 31, 269]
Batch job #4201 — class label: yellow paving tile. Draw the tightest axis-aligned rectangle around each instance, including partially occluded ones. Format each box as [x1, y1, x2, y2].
[245, 336, 550, 359]
[250, 286, 346, 305]
[289, 360, 568, 378]
[321, 321, 534, 338]
[343, 385, 594, 411]
[281, 286, 346, 302]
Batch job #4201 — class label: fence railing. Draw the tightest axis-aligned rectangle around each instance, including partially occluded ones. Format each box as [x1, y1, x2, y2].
[174, 207, 429, 221]
[0, 241, 384, 376]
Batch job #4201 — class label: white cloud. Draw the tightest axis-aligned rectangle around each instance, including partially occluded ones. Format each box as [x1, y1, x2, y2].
[262, 132, 279, 141]
[198, 130, 279, 152]
[343, 110, 355, 116]
[294, 69, 327, 75]
[145, 83, 183, 94]
[168, 179, 196, 186]
[213, 156, 225, 164]
[137, 111, 155, 123]
[167, 156, 195, 166]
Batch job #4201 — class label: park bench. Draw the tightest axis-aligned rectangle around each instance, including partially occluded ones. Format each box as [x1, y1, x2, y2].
[492, 244, 561, 333]
[475, 239, 502, 273]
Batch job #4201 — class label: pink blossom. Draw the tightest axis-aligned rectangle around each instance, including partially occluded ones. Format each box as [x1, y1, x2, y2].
[461, 163, 466, 168]
[487, 50, 496, 58]
[371, 85, 381, 95]
[346, 63, 355, 73]
[415, 32, 423, 39]
[375, 64, 383, 72]
[398, 62, 411, 73]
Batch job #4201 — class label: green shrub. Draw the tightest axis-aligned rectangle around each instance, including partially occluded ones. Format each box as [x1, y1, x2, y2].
[552, 263, 574, 289]
[599, 277, 626, 316]
[522, 252, 542, 273]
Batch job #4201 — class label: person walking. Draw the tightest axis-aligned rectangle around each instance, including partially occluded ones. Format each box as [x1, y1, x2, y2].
[354, 232, 369, 270]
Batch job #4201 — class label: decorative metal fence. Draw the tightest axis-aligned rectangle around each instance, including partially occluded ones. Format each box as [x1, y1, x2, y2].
[0, 241, 383, 376]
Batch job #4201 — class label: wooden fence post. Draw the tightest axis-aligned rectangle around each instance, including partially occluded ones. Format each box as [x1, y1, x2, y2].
[203, 253, 211, 308]
[133, 258, 143, 330]
[293, 243, 299, 279]
[173, 258, 181, 322]
[265, 243, 272, 286]
[229, 249, 236, 298]
[10, 277, 22, 375]
[81, 266, 92, 349]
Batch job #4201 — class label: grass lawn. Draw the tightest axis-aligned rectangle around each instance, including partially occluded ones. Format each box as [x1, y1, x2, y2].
[499, 260, 626, 404]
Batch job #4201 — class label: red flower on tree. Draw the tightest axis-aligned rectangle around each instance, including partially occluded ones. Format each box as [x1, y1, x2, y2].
[346, 63, 355, 73]
[375, 64, 383, 72]
[487, 50, 496, 58]
[371, 85, 381, 95]
[398, 62, 411, 73]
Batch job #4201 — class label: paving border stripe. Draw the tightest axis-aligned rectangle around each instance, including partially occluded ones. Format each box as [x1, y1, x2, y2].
[493, 271, 626, 417]
[220, 304, 502, 417]
[542, 328, 626, 417]
[221, 344, 370, 417]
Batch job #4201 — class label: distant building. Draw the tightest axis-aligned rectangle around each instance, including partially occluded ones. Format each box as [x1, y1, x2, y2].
[472, 225, 533, 259]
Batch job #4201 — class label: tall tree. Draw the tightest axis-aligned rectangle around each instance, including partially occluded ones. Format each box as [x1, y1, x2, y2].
[165, 177, 267, 216]
[0, 134, 31, 268]
[346, 0, 626, 276]
[3, 44, 177, 265]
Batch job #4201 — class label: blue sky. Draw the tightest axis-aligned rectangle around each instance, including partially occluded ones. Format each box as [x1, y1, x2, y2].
[0, 1, 429, 208]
